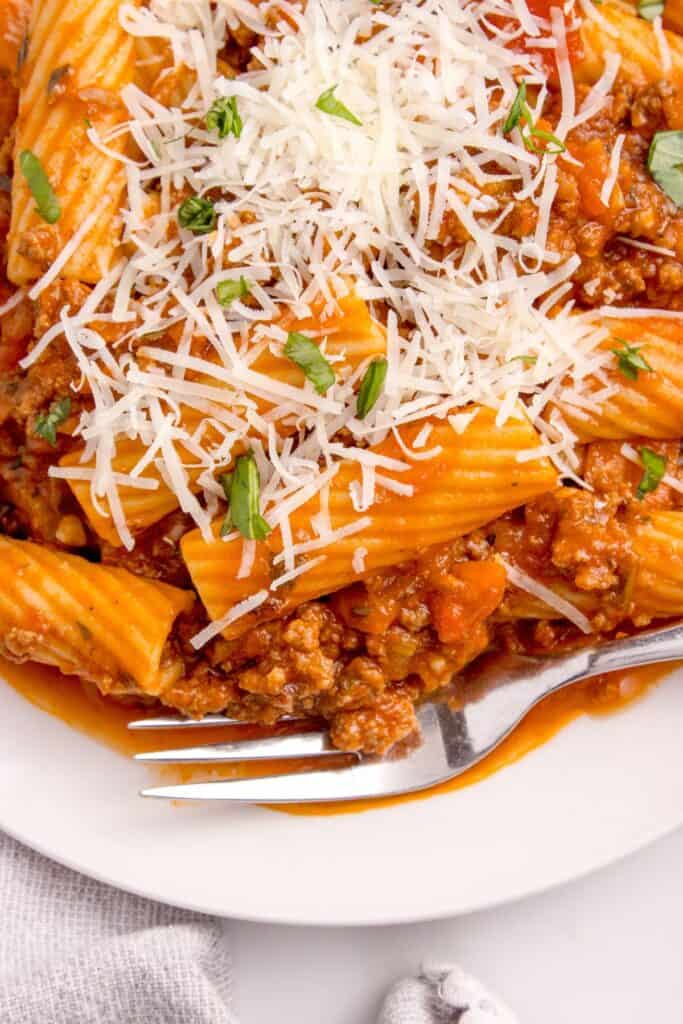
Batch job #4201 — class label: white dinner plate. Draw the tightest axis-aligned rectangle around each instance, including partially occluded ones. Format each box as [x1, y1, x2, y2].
[2, 666, 682, 926]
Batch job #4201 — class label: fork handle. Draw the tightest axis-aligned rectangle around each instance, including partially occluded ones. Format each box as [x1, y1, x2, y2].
[577, 621, 683, 681]
[459, 621, 683, 757]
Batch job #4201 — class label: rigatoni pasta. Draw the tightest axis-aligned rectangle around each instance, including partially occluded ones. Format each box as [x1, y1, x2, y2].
[577, 1, 683, 85]
[558, 320, 683, 441]
[0, 536, 193, 694]
[7, 0, 137, 284]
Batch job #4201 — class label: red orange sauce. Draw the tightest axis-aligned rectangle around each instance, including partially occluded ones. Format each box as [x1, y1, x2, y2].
[1, 654, 675, 816]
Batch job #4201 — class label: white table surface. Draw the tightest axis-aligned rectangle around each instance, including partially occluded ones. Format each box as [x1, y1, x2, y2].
[227, 824, 683, 1023]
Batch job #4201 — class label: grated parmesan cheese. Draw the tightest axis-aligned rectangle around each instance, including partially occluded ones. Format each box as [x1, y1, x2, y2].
[22, 0, 613, 571]
[190, 588, 269, 648]
[599, 133, 625, 208]
[352, 545, 368, 574]
[499, 556, 593, 633]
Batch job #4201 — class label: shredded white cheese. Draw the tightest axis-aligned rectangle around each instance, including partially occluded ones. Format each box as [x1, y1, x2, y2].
[499, 556, 593, 633]
[653, 15, 672, 73]
[599, 133, 625, 208]
[28, 213, 98, 300]
[352, 546, 368, 575]
[190, 588, 269, 648]
[23, 0, 611, 577]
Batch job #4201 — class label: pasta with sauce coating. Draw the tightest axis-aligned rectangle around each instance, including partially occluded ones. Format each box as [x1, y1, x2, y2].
[576, 1, 683, 88]
[0, 535, 193, 694]
[7, 0, 137, 285]
[557, 319, 683, 441]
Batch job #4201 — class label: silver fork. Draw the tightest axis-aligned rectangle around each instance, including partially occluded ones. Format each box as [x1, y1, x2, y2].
[131, 621, 683, 803]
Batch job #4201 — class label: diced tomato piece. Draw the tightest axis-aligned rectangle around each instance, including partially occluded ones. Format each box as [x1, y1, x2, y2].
[428, 561, 506, 645]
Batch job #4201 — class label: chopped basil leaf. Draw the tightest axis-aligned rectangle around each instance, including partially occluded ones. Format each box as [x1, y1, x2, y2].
[47, 64, 71, 94]
[219, 472, 234, 536]
[76, 621, 92, 642]
[503, 81, 527, 134]
[637, 0, 664, 19]
[34, 396, 71, 446]
[648, 131, 683, 207]
[19, 150, 61, 224]
[229, 455, 271, 541]
[611, 341, 653, 381]
[206, 96, 243, 139]
[177, 195, 216, 234]
[502, 80, 565, 155]
[83, 117, 92, 129]
[284, 332, 335, 394]
[636, 447, 666, 500]
[216, 276, 251, 307]
[523, 127, 565, 155]
[356, 357, 388, 419]
[315, 85, 362, 126]
[508, 354, 537, 365]
[17, 35, 28, 72]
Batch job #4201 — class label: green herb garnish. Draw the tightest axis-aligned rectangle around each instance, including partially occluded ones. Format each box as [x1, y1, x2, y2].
[19, 150, 61, 224]
[637, 0, 664, 20]
[648, 131, 683, 207]
[206, 96, 243, 139]
[503, 80, 528, 134]
[636, 447, 667, 500]
[47, 64, 71, 94]
[34, 396, 71, 446]
[356, 357, 388, 419]
[315, 85, 362, 126]
[503, 81, 566, 155]
[508, 354, 538, 366]
[611, 341, 653, 381]
[284, 332, 336, 394]
[219, 472, 234, 536]
[177, 195, 216, 234]
[16, 35, 28, 72]
[76, 621, 92, 642]
[226, 455, 271, 541]
[216, 276, 251, 307]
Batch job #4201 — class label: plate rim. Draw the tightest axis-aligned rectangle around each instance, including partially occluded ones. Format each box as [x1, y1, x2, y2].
[2, 811, 681, 926]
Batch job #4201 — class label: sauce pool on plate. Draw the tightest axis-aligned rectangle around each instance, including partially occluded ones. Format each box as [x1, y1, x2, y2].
[1, 655, 675, 816]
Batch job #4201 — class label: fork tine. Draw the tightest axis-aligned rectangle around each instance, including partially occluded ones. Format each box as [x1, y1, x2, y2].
[139, 757, 441, 803]
[139, 763, 384, 802]
[128, 713, 301, 731]
[140, 708, 451, 801]
[135, 730, 340, 764]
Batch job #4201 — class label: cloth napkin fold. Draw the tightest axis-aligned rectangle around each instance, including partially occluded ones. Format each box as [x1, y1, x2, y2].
[0, 831, 518, 1023]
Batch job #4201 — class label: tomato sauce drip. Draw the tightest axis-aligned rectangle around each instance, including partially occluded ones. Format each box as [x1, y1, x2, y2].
[1, 655, 674, 816]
